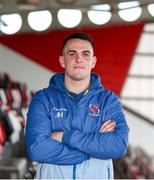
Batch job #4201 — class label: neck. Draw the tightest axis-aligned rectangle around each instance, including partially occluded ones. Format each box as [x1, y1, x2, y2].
[64, 76, 90, 94]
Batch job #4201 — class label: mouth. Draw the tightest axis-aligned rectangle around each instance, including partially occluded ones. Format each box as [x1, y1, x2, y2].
[73, 66, 84, 69]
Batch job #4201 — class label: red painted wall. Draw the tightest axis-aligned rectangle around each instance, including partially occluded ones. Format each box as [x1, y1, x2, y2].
[0, 22, 144, 95]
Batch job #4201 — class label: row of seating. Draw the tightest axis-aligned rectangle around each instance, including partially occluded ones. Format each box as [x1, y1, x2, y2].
[0, 72, 32, 178]
[0, 73, 32, 151]
[114, 146, 154, 179]
[0, 73, 32, 108]
[0, 106, 27, 147]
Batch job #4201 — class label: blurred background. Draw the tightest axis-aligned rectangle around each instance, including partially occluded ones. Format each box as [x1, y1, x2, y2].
[0, 0, 154, 179]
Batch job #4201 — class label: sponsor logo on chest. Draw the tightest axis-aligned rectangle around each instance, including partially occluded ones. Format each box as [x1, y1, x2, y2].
[89, 104, 101, 117]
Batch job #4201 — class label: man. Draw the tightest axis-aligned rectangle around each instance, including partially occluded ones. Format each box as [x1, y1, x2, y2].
[25, 32, 129, 179]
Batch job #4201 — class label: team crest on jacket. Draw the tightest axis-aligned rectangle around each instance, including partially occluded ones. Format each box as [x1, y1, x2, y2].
[89, 104, 100, 117]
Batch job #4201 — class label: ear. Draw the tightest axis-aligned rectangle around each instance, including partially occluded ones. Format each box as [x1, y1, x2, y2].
[59, 56, 65, 68]
[91, 56, 97, 69]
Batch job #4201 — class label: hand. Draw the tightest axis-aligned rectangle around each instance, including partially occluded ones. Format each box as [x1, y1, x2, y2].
[51, 131, 64, 142]
[99, 119, 116, 133]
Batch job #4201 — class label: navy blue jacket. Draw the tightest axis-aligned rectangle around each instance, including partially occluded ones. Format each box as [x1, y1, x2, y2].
[25, 73, 129, 179]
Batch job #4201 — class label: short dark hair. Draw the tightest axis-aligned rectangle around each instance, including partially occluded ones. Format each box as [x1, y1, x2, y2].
[62, 32, 94, 50]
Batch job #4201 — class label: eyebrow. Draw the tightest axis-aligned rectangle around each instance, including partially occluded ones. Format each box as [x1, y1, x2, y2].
[66, 50, 76, 54]
[66, 50, 91, 54]
[83, 50, 91, 54]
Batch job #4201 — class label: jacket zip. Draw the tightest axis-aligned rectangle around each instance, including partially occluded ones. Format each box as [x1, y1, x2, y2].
[66, 93, 77, 180]
[73, 164, 76, 180]
[108, 167, 110, 179]
[39, 163, 44, 179]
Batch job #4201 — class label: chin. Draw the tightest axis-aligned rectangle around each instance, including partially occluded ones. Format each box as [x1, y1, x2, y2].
[66, 71, 89, 81]
[72, 74, 87, 81]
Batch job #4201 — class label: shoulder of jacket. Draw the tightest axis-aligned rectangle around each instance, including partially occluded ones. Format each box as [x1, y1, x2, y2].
[33, 88, 46, 98]
[100, 89, 120, 105]
[103, 89, 119, 98]
[31, 88, 55, 113]
[32, 88, 51, 103]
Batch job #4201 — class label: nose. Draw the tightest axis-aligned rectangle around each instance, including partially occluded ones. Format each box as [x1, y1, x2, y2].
[76, 53, 83, 63]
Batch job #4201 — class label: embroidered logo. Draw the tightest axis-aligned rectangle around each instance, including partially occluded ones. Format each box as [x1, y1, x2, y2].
[55, 111, 64, 118]
[89, 104, 100, 117]
[53, 107, 67, 118]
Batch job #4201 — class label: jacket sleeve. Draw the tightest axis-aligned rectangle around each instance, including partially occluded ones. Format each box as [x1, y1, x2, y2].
[62, 93, 129, 160]
[25, 91, 89, 165]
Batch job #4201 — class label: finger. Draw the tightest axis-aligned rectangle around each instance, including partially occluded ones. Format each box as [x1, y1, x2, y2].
[102, 121, 116, 131]
[102, 123, 116, 132]
[100, 119, 112, 130]
[101, 123, 116, 132]
[103, 127, 115, 133]
[99, 120, 115, 131]
[100, 121, 116, 132]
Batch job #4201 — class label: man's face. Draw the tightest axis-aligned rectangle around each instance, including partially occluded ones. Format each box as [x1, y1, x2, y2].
[59, 38, 97, 81]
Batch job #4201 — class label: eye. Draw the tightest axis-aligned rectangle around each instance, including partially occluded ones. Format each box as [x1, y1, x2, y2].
[69, 52, 75, 56]
[83, 52, 90, 57]
[68, 51, 76, 56]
